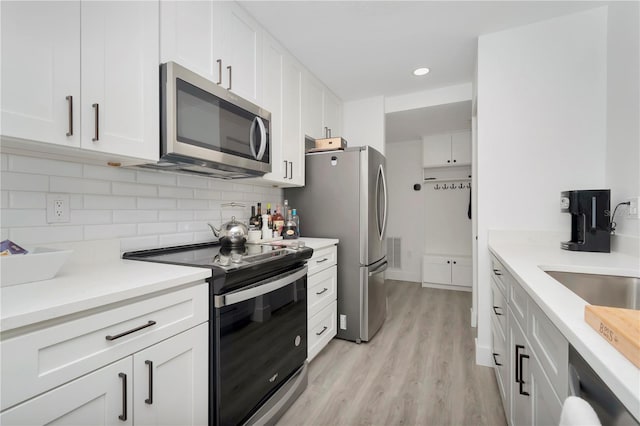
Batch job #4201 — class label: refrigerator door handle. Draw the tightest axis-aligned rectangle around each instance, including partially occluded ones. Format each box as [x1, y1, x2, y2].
[376, 164, 388, 241]
[368, 261, 388, 276]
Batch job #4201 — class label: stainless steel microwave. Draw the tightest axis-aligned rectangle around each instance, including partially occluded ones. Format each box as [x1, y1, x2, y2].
[145, 62, 271, 179]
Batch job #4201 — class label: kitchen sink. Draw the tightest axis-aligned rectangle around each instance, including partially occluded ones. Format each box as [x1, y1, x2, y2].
[545, 271, 640, 310]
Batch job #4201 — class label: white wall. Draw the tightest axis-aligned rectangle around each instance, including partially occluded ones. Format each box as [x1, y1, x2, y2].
[606, 2, 640, 241]
[342, 96, 385, 155]
[0, 153, 283, 252]
[385, 140, 424, 282]
[385, 82, 472, 114]
[476, 7, 608, 364]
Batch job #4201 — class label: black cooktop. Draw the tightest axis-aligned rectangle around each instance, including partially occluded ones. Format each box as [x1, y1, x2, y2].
[123, 241, 313, 295]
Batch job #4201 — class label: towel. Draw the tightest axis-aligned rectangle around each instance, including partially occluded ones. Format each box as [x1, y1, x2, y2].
[559, 396, 602, 426]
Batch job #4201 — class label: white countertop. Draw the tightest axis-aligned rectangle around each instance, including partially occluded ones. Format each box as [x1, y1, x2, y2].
[488, 233, 640, 420]
[298, 237, 339, 251]
[0, 240, 211, 333]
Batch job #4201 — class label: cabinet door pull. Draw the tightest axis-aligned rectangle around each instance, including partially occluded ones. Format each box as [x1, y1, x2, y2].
[447, 159, 451, 163]
[492, 353, 502, 366]
[227, 65, 232, 90]
[105, 320, 156, 341]
[316, 287, 328, 295]
[289, 161, 293, 179]
[453, 159, 457, 163]
[453, 261, 457, 264]
[316, 258, 329, 264]
[447, 260, 450, 264]
[324, 126, 329, 138]
[283, 160, 288, 179]
[66, 95, 73, 136]
[492, 306, 503, 316]
[216, 59, 222, 85]
[145, 360, 153, 404]
[118, 372, 127, 421]
[518, 353, 530, 396]
[514, 344, 524, 384]
[493, 268, 502, 276]
[316, 326, 328, 336]
[92, 103, 99, 141]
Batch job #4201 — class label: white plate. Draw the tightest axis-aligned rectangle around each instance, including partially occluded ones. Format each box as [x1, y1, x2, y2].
[1, 247, 73, 287]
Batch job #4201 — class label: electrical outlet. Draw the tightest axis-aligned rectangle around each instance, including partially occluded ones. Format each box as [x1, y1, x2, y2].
[628, 196, 640, 220]
[47, 194, 70, 223]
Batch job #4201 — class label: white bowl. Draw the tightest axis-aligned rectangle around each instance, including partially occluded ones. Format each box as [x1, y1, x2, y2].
[1, 247, 73, 287]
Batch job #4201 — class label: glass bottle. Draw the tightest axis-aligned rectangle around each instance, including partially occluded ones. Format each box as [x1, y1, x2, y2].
[249, 206, 259, 230]
[292, 208, 300, 236]
[272, 204, 284, 236]
[282, 208, 299, 239]
[266, 203, 273, 229]
[256, 202, 263, 229]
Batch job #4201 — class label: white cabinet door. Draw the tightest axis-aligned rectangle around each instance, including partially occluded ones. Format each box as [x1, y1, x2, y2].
[302, 72, 324, 139]
[323, 90, 342, 137]
[1, 1, 80, 147]
[509, 309, 533, 426]
[422, 134, 452, 167]
[160, 1, 220, 83]
[422, 255, 451, 285]
[261, 34, 286, 183]
[0, 357, 132, 426]
[450, 256, 472, 287]
[133, 323, 208, 426]
[531, 355, 563, 426]
[282, 57, 304, 185]
[216, 2, 261, 103]
[451, 131, 472, 165]
[81, 1, 159, 162]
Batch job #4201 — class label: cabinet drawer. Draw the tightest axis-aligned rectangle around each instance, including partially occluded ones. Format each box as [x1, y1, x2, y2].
[307, 246, 337, 276]
[308, 265, 337, 318]
[509, 277, 529, 331]
[1, 283, 208, 411]
[490, 256, 508, 296]
[528, 302, 568, 400]
[491, 316, 509, 415]
[491, 277, 507, 337]
[308, 301, 337, 362]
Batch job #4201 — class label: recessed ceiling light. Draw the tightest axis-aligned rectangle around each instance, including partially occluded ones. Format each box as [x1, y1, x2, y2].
[413, 67, 430, 76]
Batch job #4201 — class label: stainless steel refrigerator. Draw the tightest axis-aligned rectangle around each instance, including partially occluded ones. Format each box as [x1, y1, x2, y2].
[285, 146, 388, 342]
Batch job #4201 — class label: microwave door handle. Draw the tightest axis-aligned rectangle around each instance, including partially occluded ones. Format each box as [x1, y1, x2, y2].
[255, 117, 267, 161]
[249, 117, 259, 159]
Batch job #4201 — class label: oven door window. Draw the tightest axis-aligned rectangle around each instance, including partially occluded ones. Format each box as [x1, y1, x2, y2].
[175, 78, 270, 164]
[216, 274, 306, 426]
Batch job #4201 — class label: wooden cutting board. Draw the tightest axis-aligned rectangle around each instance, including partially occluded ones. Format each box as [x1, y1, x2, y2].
[584, 305, 640, 368]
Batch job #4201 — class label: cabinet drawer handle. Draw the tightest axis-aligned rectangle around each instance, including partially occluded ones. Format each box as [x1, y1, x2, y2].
[118, 372, 127, 421]
[227, 65, 232, 90]
[518, 353, 530, 396]
[216, 59, 222, 85]
[92, 103, 99, 141]
[106, 320, 156, 341]
[492, 306, 503, 316]
[66, 95, 73, 136]
[492, 353, 502, 366]
[493, 268, 502, 276]
[316, 258, 329, 264]
[145, 360, 153, 404]
[316, 287, 329, 295]
[284, 160, 288, 179]
[316, 325, 328, 336]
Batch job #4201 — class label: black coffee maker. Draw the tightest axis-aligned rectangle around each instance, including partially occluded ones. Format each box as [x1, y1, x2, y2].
[560, 189, 610, 253]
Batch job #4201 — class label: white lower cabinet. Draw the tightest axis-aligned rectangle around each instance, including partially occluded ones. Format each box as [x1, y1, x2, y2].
[422, 254, 471, 289]
[0, 283, 209, 425]
[307, 244, 338, 361]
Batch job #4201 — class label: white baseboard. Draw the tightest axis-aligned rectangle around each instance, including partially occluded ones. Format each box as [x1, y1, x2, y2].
[475, 338, 492, 366]
[386, 270, 420, 283]
[421, 282, 471, 292]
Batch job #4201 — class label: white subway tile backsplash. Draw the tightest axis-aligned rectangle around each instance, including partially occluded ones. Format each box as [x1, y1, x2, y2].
[50, 176, 110, 194]
[1, 209, 47, 226]
[83, 164, 136, 182]
[209, 180, 234, 191]
[177, 221, 209, 232]
[1, 228, 9, 241]
[9, 155, 83, 177]
[9, 191, 46, 208]
[10, 225, 84, 245]
[193, 189, 221, 200]
[138, 222, 177, 235]
[137, 197, 176, 210]
[112, 182, 157, 197]
[113, 210, 158, 224]
[221, 191, 241, 201]
[1, 153, 8, 170]
[159, 210, 193, 222]
[136, 170, 176, 186]
[2, 190, 10, 207]
[177, 199, 210, 210]
[70, 194, 83, 209]
[232, 183, 253, 193]
[84, 194, 136, 210]
[70, 210, 113, 225]
[120, 235, 159, 253]
[1, 172, 49, 192]
[84, 224, 137, 240]
[177, 174, 209, 189]
[194, 210, 221, 221]
[159, 233, 195, 247]
[158, 186, 193, 199]
[194, 231, 215, 243]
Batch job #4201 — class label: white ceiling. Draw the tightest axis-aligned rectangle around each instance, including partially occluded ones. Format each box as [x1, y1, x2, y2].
[239, 1, 607, 143]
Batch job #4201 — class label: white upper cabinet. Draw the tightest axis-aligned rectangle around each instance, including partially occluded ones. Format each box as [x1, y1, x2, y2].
[81, 1, 159, 161]
[160, 1, 220, 82]
[302, 72, 325, 139]
[323, 89, 343, 138]
[1, 1, 81, 148]
[282, 58, 304, 185]
[423, 130, 471, 168]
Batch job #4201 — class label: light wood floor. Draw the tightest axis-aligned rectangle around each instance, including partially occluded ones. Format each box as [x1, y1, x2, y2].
[277, 280, 507, 426]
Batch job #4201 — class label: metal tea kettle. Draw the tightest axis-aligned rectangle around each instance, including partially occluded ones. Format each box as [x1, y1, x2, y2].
[208, 216, 248, 245]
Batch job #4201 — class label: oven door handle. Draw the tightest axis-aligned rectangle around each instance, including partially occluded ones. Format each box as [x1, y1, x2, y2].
[215, 265, 307, 308]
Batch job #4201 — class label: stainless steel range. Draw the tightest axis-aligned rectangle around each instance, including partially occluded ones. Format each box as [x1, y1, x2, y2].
[123, 242, 313, 426]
